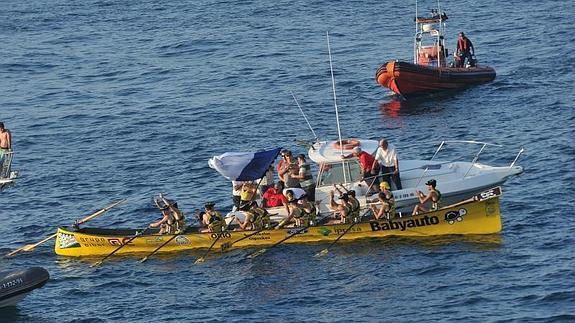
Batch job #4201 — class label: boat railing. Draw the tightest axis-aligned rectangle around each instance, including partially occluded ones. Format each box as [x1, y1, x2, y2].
[415, 140, 521, 186]
[0, 151, 14, 179]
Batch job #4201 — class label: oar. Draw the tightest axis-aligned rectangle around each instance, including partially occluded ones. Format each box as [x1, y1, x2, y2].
[315, 209, 369, 257]
[221, 226, 272, 252]
[220, 214, 279, 252]
[5, 199, 127, 257]
[194, 215, 235, 264]
[92, 227, 150, 267]
[139, 229, 183, 263]
[314, 222, 358, 257]
[246, 225, 309, 259]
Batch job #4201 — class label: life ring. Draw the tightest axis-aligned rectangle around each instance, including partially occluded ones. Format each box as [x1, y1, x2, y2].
[333, 139, 360, 150]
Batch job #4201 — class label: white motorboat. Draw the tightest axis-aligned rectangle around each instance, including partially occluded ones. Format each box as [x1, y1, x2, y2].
[0, 151, 18, 191]
[308, 139, 523, 214]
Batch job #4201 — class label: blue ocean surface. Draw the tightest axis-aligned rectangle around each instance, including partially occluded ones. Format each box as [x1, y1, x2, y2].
[1, 0, 574, 321]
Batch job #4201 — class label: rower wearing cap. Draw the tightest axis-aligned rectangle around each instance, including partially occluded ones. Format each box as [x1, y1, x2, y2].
[202, 202, 225, 232]
[412, 179, 442, 215]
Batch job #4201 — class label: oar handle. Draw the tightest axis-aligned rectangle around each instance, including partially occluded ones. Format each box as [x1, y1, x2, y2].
[77, 199, 127, 225]
[139, 230, 182, 263]
[93, 227, 149, 267]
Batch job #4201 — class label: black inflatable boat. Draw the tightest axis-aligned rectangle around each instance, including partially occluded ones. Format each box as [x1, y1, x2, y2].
[0, 267, 49, 307]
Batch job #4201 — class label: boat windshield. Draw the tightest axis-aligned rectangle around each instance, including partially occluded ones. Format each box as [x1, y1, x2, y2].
[317, 160, 363, 187]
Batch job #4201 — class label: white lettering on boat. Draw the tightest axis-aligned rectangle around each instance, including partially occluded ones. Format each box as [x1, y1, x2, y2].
[0, 278, 23, 290]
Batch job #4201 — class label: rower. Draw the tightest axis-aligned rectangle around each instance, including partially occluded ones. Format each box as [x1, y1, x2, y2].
[412, 179, 442, 215]
[158, 193, 186, 233]
[370, 191, 396, 220]
[202, 202, 225, 233]
[237, 201, 271, 230]
[276, 196, 303, 229]
[328, 190, 351, 224]
[150, 198, 176, 234]
[334, 184, 361, 223]
[299, 194, 317, 226]
[346, 189, 361, 223]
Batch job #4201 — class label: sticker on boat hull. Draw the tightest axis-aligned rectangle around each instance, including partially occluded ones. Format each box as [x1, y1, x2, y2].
[175, 236, 191, 245]
[318, 227, 331, 236]
[287, 228, 308, 235]
[58, 233, 81, 249]
[444, 208, 467, 225]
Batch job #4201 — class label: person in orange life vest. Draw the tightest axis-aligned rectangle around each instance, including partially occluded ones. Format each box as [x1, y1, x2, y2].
[342, 146, 380, 190]
[456, 32, 475, 68]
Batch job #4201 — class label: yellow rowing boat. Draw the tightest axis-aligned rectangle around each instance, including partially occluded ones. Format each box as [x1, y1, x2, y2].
[54, 188, 502, 257]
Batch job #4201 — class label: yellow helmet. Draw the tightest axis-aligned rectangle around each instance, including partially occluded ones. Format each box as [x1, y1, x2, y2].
[379, 181, 390, 190]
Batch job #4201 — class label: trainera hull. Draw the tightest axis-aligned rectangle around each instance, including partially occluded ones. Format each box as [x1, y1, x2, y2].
[376, 60, 496, 98]
[55, 196, 502, 257]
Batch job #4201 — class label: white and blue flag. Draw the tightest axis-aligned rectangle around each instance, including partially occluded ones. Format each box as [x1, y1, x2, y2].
[208, 147, 282, 181]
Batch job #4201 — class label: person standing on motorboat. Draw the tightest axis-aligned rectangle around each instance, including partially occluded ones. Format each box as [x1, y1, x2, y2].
[342, 147, 380, 192]
[456, 32, 475, 68]
[0, 122, 12, 174]
[231, 180, 245, 211]
[412, 179, 442, 215]
[258, 165, 274, 197]
[292, 154, 316, 201]
[374, 139, 402, 190]
[279, 150, 301, 188]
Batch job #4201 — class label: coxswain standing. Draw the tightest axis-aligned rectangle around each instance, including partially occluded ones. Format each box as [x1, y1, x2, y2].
[0, 122, 12, 174]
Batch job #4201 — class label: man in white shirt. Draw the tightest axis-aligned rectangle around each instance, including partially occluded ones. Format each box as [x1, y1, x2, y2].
[373, 139, 402, 190]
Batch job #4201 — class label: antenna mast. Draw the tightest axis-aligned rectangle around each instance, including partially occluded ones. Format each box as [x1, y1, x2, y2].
[290, 91, 318, 141]
[326, 31, 348, 183]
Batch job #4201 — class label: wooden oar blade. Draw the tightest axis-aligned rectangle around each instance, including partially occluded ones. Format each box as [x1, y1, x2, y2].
[5, 233, 57, 257]
[314, 248, 329, 257]
[247, 248, 267, 259]
[139, 257, 149, 263]
[90, 261, 103, 268]
[194, 257, 205, 264]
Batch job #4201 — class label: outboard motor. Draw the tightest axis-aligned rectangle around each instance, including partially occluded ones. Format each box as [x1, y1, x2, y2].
[0, 267, 49, 308]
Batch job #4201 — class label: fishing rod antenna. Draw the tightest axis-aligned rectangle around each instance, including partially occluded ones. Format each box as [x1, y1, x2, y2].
[290, 90, 319, 142]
